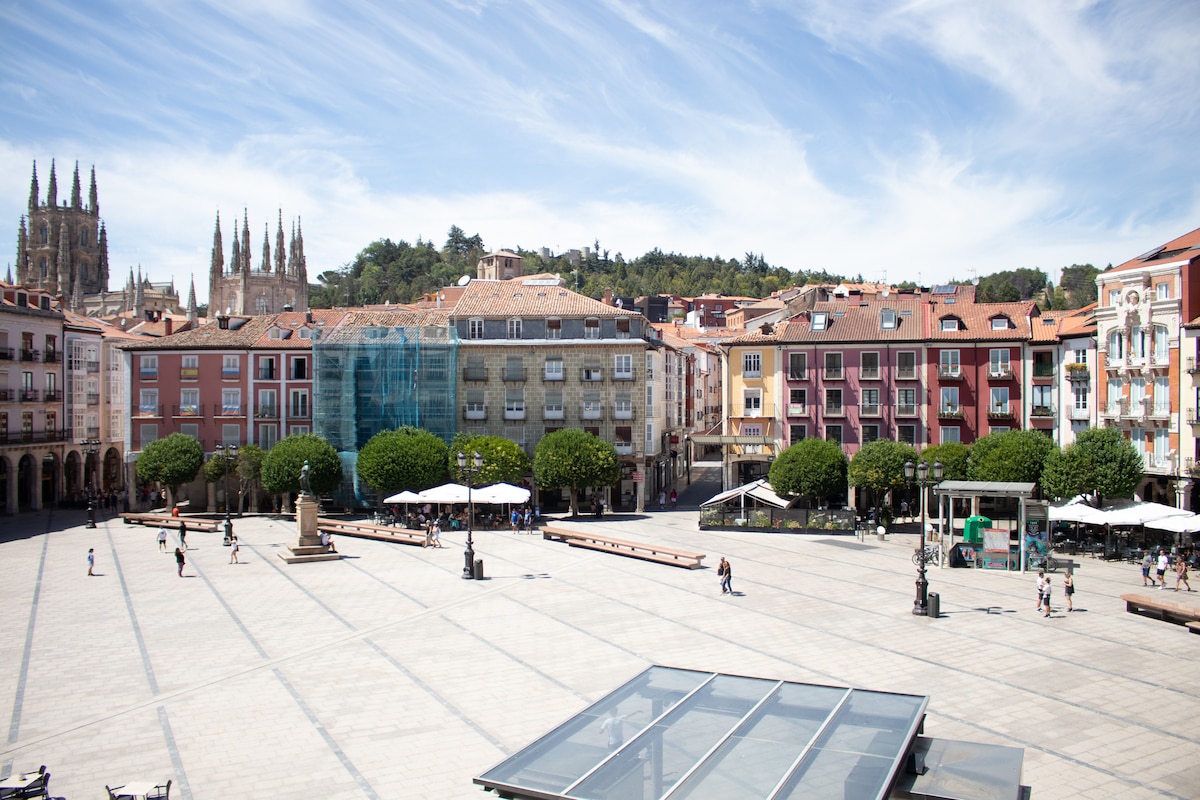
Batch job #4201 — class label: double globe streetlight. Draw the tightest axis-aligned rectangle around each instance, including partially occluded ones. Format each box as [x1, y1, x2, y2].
[904, 459, 944, 616]
[84, 439, 101, 529]
[215, 443, 238, 545]
[457, 451, 484, 580]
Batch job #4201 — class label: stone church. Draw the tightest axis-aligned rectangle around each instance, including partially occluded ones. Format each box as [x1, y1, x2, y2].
[208, 210, 309, 315]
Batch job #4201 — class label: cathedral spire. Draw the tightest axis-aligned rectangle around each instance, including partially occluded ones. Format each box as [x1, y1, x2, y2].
[71, 272, 84, 311]
[231, 230, 241, 275]
[261, 223, 270, 273]
[71, 161, 82, 210]
[16, 216, 27, 284]
[296, 216, 307, 290]
[275, 210, 286, 275]
[88, 165, 99, 215]
[135, 266, 145, 313]
[98, 223, 109, 290]
[241, 210, 251, 273]
[187, 276, 198, 324]
[56, 222, 70, 297]
[28, 161, 39, 211]
[47, 159, 58, 207]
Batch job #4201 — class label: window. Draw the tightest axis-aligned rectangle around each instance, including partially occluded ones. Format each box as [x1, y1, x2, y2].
[260, 424, 278, 450]
[140, 355, 158, 378]
[743, 389, 762, 416]
[222, 355, 239, 378]
[898, 425, 916, 445]
[940, 426, 961, 444]
[1154, 429, 1170, 468]
[616, 319, 630, 339]
[861, 388, 880, 415]
[897, 351, 916, 378]
[990, 387, 1009, 413]
[881, 309, 897, 330]
[1107, 330, 1124, 360]
[614, 354, 633, 380]
[991, 317, 1009, 330]
[222, 389, 242, 416]
[469, 319, 484, 339]
[811, 312, 828, 331]
[180, 388, 199, 415]
[1129, 378, 1145, 414]
[582, 390, 602, 419]
[1107, 378, 1122, 414]
[1153, 377, 1169, 415]
[789, 424, 806, 443]
[1152, 325, 1169, 363]
[1131, 428, 1146, 460]
[860, 352, 879, 379]
[788, 352, 807, 380]
[290, 390, 309, 418]
[862, 424, 880, 443]
[743, 351, 762, 378]
[1109, 289, 1120, 306]
[1073, 384, 1088, 410]
[939, 350, 960, 376]
[465, 388, 486, 419]
[615, 426, 633, 449]
[258, 356, 276, 380]
[292, 357, 307, 380]
[1128, 326, 1146, 363]
[1156, 282, 1170, 300]
[940, 317, 959, 331]
[256, 295, 270, 314]
[258, 389, 277, 417]
[139, 389, 158, 415]
[465, 354, 486, 381]
[546, 318, 561, 339]
[940, 386, 959, 414]
[825, 424, 842, 445]
[544, 388, 564, 419]
[990, 349, 1011, 376]
[298, 328, 312, 340]
[898, 388, 916, 416]
[180, 423, 199, 441]
[289, 425, 310, 436]
[507, 318, 522, 339]
[991, 425, 1010, 434]
[584, 318, 600, 339]
[1032, 385, 1053, 411]
[222, 424, 240, 447]
[505, 388, 525, 419]
[789, 388, 807, 415]
[1073, 348, 1087, 366]
[544, 357, 563, 381]
[824, 352, 842, 379]
[825, 388, 843, 415]
[615, 391, 633, 419]
[139, 423, 159, 447]
[269, 328, 283, 340]
[1033, 351, 1054, 377]
[504, 355, 525, 382]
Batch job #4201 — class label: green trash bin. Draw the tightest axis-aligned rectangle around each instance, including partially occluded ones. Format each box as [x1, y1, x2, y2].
[962, 515, 992, 544]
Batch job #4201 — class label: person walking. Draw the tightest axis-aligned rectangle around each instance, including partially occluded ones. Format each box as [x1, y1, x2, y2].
[1175, 556, 1193, 592]
[658, 490, 666, 510]
[1063, 572, 1075, 612]
[1041, 574, 1052, 617]
[179, 521, 187, 551]
[523, 507, 533, 534]
[157, 527, 168, 552]
[1036, 570, 1046, 613]
[511, 508, 520, 533]
[175, 546, 186, 577]
[431, 519, 443, 548]
[1156, 550, 1169, 589]
[900, 499, 909, 522]
[670, 489, 677, 509]
[717, 557, 732, 595]
[1141, 551, 1155, 586]
[87, 548, 95, 577]
[229, 535, 239, 564]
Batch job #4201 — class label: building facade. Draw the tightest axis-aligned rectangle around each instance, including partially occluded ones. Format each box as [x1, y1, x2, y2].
[208, 211, 309, 316]
[15, 160, 109, 300]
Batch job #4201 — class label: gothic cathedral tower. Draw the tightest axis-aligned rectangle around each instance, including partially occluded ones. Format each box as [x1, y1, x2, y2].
[208, 210, 309, 315]
[17, 160, 109, 298]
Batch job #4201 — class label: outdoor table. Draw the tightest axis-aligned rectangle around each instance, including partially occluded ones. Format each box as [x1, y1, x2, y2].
[110, 781, 158, 798]
[0, 771, 40, 793]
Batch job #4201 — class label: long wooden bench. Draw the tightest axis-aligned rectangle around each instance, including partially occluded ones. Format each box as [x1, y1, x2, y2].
[317, 518, 430, 547]
[120, 513, 220, 533]
[542, 525, 705, 569]
[1120, 593, 1200, 629]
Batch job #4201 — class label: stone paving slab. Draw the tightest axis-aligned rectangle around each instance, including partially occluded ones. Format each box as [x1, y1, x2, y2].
[0, 507, 1196, 799]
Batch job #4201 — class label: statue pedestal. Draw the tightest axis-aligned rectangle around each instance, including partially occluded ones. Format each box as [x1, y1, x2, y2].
[278, 495, 341, 564]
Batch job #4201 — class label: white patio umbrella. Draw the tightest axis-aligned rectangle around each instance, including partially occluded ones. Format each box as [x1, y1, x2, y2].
[1048, 497, 1109, 525]
[475, 483, 532, 505]
[1099, 500, 1192, 527]
[383, 490, 422, 504]
[416, 483, 472, 504]
[1143, 514, 1200, 534]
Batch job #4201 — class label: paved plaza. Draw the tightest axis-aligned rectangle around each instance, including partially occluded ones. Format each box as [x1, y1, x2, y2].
[0, 503, 1197, 799]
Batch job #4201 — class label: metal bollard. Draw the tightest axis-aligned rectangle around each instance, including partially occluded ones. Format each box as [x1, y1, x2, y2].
[927, 592, 940, 619]
[473, 559, 484, 580]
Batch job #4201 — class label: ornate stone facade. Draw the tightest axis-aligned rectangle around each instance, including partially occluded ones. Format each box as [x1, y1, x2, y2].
[209, 210, 309, 315]
[15, 160, 109, 299]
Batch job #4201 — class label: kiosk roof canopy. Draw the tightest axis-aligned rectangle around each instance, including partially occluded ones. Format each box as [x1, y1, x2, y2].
[935, 480, 1036, 499]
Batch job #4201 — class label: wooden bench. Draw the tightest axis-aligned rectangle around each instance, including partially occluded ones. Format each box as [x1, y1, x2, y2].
[119, 513, 220, 533]
[317, 518, 430, 547]
[1120, 593, 1200, 629]
[542, 525, 704, 569]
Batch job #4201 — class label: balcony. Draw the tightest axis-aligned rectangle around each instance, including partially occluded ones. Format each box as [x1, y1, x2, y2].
[988, 406, 1014, 419]
[937, 366, 962, 381]
[139, 370, 158, 380]
[1066, 363, 1090, 381]
[581, 368, 604, 382]
[822, 366, 844, 380]
[786, 403, 808, 417]
[85, 359, 100, 373]
[220, 404, 248, 417]
[1030, 406, 1055, 418]
[896, 368, 918, 381]
[20, 389, 40, 402]
[2, 429, 70, 444]
[43, 351, 61, 364]
[135, 404, 163, 418]
[614, 406, 635, 420]
[987, 365, 1014, 380]
[615, 442, 634, 456]
[1032, 363, 1056, 379]
[938, 406, 963, 419]
[463, 367, 488, 382]
[860, 367, 881, 381]
[221, 368, 240, 379]
[860, 404, 881, 417]
[286, 406, 310, 420]
[172, 404, 204, 417]
[0, 389, 9, 401]
[86, 426, 100, 439]
[1188, 357, 1200, 374]
[20, 349, 40, 362]
[824, 404, 844, 417]
[613, 370, 634, 381]
[897, 404, 917, 417]
[43, 390, 62, 402]
[86, 392, 100, 405]
[543, 370, 564, 382]
[503, 367, 527, 382]
[787, 369, 807, 381]
[0, 348, 12, 360]
[581, 405, 603, 420]
[463, 405, 487, 421]
[504, 406, 526, 421]
[544, 406, 564, 420]
[255, 405, 279, 419]
[1069, 406, 1090, 420]
[257, 367, 276, 380]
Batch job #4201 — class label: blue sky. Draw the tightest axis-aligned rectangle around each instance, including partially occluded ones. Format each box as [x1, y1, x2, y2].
[2, 0, 1198, 305]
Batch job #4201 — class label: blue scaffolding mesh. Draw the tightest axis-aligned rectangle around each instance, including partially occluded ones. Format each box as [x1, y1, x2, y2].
[313, 323, 457, 507]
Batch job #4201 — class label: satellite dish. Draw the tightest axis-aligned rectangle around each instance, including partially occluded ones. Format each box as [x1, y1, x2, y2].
[457, 275, 471, 286]
[882, 288, 890, 298]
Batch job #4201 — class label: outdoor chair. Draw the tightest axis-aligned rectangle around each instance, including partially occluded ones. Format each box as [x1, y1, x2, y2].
[16, 770, 48, 800]
[146, 780, 171, 799]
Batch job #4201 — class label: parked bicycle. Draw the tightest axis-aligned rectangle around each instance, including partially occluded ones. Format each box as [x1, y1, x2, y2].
[1028, 551, 1059, 572]
[912, 544, 941, 567]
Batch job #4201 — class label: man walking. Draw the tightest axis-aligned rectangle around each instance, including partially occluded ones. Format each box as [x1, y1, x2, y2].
[157, 527, 168, 552]
[1156, 550, 1169, 590]
[87, 548, 95, 576]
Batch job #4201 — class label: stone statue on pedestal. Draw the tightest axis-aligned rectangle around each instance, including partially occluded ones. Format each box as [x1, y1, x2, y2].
[300, 460, 313, 497]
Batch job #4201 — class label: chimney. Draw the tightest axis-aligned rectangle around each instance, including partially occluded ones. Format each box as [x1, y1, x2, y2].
[305, 309, 313, 323]
[164, 318, 173, 336]
[603, 288, 613, 306]
[217, 315, 230, 330]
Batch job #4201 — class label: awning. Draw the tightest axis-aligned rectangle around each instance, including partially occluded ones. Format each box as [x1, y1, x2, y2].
[1049, 498, 1109, 525]
[700, 479, 795, 509]
[383, 490, 421, 504]
[415, 483, 471, 504]
[474, 483, 531, 505]
[1145, 514, 1200, 534]
[688, 434, 774, 445]
[1099, 500, 1191, 527]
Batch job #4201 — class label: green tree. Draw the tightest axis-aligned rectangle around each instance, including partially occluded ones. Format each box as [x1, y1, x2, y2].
[202, 444, 265, 513]
[449, 433, 530, 485]
[1040, 427, 1142, 503]
[848, 440, 918, 521]
[1059, 264, 1100, 308]
[967, 430, 1055, 486]
[356, 426, 449, 497]
[136, 433, 203, 506]
[768, 438, 848, 508]
[533, 428, 620, 516]
[262, 434, 343, 499]
[919, 442, 970, 481]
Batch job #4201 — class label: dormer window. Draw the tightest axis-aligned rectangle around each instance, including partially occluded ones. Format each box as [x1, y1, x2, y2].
[298, 328, 312, 340]
[811, 312, 828, 332]
[269, 328, 283, 339]
[990, 317, 1010, 331]
[940, 317, 959, 332]
[881, 309, 897, 330]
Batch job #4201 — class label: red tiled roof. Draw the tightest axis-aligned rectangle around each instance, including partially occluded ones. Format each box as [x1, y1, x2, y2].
[449, 277, 641, 318]
[1104, 226, 1200, 275]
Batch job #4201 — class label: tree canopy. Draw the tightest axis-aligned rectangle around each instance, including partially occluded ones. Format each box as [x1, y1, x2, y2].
[532, 429, 620, 516]
[848, 440, 918, 519]
[1040, 427, 1143, 503]
[136, 433, 203, 501]
[356, 426, 449, 497]
[966, 430, 1056, 486]
[449, 433, 530, 486]
[768, 438, 848, 507]
[262, 434, 343, 497]
[919, 442, 970, 481]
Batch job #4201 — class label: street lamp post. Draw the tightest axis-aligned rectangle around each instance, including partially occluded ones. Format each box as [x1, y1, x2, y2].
[216, 444, 238, 545]
[84, 439, 101, 529]
[457, 450, 484, 579]
[904, 459, 944, 616]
